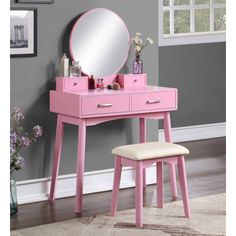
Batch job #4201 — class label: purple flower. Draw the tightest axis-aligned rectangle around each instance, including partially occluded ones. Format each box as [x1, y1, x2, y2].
[33, 125, 43, 138]
[12, 107, 24, 122]
[10, 132, 17, 145]
[10, 107, 43, 173]
[21, 136, 32, 147]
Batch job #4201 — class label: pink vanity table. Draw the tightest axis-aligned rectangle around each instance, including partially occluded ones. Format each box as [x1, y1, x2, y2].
[49, 75, 178, 214]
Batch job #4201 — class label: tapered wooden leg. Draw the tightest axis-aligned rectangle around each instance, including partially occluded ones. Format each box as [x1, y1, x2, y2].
[139, 118, 146, 190]
[49, 115, 64, 203]
[157, 162, 164, 208]
[163, 112, 178, 199]
[75, 120, 86, 214]
[111, 156, 122, 216]
[177, 156, 191, 218]
[168, 163, 178, 200]
[135, 161, 143, 228]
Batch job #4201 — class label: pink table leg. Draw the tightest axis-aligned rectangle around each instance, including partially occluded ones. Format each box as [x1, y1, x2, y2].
[110, 156, 122, 216]
[163, 112, 178, 200]
[49, 115, 64, 203]
[75, 119, 86, 214]
[139, 118, 146, 190]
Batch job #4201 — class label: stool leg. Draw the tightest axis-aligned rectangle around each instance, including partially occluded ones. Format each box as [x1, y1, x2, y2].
[157, 162, 164, 208]
[135, 161, 143, 227]
[168, 163, 178, 200]
[177, 156, 191, 218]
[111, 156, 122, 216]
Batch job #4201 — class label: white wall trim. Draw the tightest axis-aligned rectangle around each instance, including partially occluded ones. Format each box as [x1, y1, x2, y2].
[16, 122, 225, 205]
[158, 122, 225, 142]
[16, 166, 157, 205]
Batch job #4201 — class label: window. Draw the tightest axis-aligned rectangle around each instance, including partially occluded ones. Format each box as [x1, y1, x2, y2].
[158, 0, 226, 46]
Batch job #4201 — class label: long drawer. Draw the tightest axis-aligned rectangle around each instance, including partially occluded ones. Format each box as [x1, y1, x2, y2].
[81, 94, 130, 116]
[131, 91, 177, 112]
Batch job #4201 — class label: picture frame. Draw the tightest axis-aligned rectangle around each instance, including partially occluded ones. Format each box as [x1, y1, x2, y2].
[16, 0, 54, 3]
[10, 8, 37, 57]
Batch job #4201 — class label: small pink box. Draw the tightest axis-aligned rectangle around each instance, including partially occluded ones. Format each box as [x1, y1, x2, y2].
[56, 76, 88, 92]
[117, 73, 147, 89]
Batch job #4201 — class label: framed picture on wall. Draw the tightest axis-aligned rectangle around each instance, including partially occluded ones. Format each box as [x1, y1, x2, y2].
[17, 0, 54, 3]
[10, 8, 37, 57]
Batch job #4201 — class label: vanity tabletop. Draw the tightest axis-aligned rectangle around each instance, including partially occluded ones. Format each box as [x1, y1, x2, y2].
[59, 86, 177, 96]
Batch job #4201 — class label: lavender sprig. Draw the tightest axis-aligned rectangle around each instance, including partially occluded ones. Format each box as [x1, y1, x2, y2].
[10, 107, 42, 174]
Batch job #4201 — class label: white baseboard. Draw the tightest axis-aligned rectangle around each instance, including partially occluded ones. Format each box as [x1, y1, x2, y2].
[158, 122, 225, 142]
[16, 166, 157, 205]
[16, 122, 225, 205]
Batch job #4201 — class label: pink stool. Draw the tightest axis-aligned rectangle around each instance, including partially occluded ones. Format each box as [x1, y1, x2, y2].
[110, 142, 191, 228]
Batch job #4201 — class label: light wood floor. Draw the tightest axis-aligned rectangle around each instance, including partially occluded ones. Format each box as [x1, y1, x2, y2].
[10, 137, 226, 231]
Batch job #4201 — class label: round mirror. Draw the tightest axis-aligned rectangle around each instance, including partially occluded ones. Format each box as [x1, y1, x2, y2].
[69, 8, 130, 77]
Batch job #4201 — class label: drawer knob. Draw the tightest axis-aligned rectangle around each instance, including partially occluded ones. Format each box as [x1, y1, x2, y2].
[146, 100, 160, 104]
[97, 103, 113, 108]
[73, 82, 77, 86]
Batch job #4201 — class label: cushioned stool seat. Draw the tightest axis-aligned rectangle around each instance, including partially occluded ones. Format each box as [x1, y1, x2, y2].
[112, 142, 189, 160]
[110, 141, 190, 228]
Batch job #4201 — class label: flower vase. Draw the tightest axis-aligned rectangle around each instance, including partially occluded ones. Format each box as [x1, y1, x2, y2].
[10, 175, 18, 216]
[133, 55, 143, 74]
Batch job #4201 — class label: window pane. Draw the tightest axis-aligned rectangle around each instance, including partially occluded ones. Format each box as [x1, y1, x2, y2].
[214, 0, 226, 3]
[214, 8, 226, 31]
[174, 0, 190, 5]
[163, 11, 170, 34]
[195, 9, 210, 32]
[164, 0, 170, 6]
[174, 10, 190, 33]
[194, 0, 210, 4]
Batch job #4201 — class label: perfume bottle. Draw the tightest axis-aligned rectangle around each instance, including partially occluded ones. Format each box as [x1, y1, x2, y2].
[100, 79, 104, 89]
[70, 60, 81, 77]
[89, 75, 95, 89]
[96, 79, 101, 89]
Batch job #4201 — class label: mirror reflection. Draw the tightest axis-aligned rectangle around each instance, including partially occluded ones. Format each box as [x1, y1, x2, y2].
[69, 8, 130, 77]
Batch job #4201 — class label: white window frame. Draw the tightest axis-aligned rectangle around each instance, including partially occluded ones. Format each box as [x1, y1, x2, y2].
[158, 0, 226, 46]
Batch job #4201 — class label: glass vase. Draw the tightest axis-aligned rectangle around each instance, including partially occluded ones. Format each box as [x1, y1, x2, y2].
[133, 55, 143, 74]
[10, 175, 18, 216]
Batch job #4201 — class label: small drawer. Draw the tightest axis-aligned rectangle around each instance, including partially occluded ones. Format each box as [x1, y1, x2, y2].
[132, 91, 176, 112]
[56, 77, 88, 91]
[117, 74, 147, 89]
[81, 94, 130, 116]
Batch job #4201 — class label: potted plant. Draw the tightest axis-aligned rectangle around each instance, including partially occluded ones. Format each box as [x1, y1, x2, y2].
[10, 107, 42, 215]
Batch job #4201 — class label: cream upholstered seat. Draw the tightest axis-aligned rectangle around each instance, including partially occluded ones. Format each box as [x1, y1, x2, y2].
[112, 142, 189, 161]
[111, 141, 191, 227]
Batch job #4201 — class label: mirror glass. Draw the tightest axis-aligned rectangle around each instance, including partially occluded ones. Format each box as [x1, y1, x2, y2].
[69, 8, 130, 77]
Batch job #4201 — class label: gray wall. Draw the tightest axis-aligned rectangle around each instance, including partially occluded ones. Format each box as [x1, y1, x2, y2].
[159, 43, 226, 127]
[10, 0, 158, 181]
[11, 1, 225, 182]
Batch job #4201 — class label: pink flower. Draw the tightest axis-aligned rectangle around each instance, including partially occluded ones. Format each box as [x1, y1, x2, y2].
[12, 107, 24, 122]
[33, 125, 42, 138]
